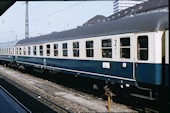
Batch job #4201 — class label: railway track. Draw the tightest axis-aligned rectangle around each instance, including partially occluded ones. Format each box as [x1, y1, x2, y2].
[1, 65, 169, 113]
[0, 74, 73, 113]
[27, 69, 168, 113]
[30, 71, 168, 113]
[0, 65, 137, 112]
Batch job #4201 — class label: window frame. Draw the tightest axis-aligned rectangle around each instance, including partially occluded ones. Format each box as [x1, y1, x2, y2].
[39, 45, 43, 56]
[46, 44, 51, 56]
[102, 39, 112, 58]
[120, 37, 131, 59]
[54, 44, 58, 56]
[86, 40, 94, 58]
[19, 47, 22, 55]
[137, 35, 149, 61]
[73, 42, 79, 57]
[23, 46, 26, 55]
[28, 46, 31, 55]
[62, 43, 68, 57]
[33, 46, 37, 56]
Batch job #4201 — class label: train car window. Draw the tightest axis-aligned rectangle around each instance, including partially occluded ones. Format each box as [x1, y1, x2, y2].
[102, 39, 112, 58]
[9, 48, 11, 55]
[4, 48, 5, 54]
[9, 48, 10, 55]
[23, 47, 26, 55]
[137, 36, 148, 60]
[16, 47, 18, 55]
[63, 43, 68, 57]
[13, 48, 14, 55]
[10, 48, 12, 55]
[28, 46, 31, 55]
[8, 48, 10, 55]
[19, 47, 22, 55]
[86, 41, 94, 57]
[33, 46, 37, 56]
[73, 42, 79, 57]
[54, 44, 58, 56]
[120, 38, 130, 59]
[11, 48, 13, 55]
[46, 44, 50, 56]
[40, 45, 43, 56]
[6, 48, 7, 54]
[7, 48, 10, 54]
[10, 48, 11, 55]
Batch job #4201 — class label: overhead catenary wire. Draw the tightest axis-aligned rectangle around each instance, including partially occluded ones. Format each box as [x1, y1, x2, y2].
[29, 3, 112, 36]
[0, 1, 85, 36]
[1, 1, 112, 41]
[29, 1, 85, 24]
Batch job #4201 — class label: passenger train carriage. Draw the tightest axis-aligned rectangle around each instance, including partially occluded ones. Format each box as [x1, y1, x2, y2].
[0, 12, 169, 100]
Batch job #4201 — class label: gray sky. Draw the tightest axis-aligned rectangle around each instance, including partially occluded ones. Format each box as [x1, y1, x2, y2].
[0, 1, 113, 43]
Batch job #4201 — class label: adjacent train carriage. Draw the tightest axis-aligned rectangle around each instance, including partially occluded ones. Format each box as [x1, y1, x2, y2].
[0, 12, 169, 100]
[0, 41, 18, 64]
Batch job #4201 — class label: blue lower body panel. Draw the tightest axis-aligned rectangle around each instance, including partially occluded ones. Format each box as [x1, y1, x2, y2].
[0, 55, 15, 62]
[17, 56, 135, 84]
[136, 63, 162, 85]
[17, 56, 162, 85]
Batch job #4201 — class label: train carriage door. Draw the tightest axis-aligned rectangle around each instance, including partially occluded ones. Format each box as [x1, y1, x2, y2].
[134, 34, 149, 84]
[134, 32, 162, 85]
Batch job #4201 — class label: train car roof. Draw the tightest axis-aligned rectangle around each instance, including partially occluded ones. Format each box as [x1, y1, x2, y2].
[16, 12, 169, 46]
[0, 41, 18, 48]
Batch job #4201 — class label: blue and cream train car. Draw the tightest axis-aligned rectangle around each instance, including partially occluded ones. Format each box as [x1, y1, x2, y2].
[0, 12, 169, 100]
[0, 41, 18, 64]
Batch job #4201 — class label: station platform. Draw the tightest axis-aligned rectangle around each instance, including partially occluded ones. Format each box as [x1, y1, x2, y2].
[0, 85, 31, 113]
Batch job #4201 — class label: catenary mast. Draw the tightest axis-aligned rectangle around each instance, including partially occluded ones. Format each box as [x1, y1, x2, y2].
[25, 1, 29, 39]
